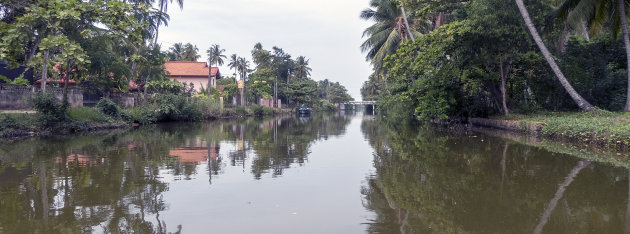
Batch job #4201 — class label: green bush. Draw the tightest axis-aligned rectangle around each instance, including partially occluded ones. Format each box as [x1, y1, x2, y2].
[221, 108, 236, 117]
[155, 94, 202, 121]
[32, 93, 67, 128]
[68, 107, 111, 122]
[250, 104, 276, 116]
[96, 98, 120, 118]
[233, 106, 249, 116]
[323, 103, 338, 112]
[121, 106, 158, 125]
[197, 97, 222, 119]
[0, 114, 32, 131]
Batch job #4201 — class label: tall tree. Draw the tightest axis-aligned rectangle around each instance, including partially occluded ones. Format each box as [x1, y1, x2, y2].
[206, 44, 226, 95]
[168, 42, 184, 61]
[557, 0, 630, 111]
[514, 0, 595, 111]
[228, 54, 238, 83]
[294, 56, 312, 80]
[252, 42, 272, 69]
[360, 0, 419, 74]
[154, 0, 184, 46]
[0, 0, 144, 93]
[128, 5, 169, 83]
[181, 43, 200, 61]
[237, 57, 250, 80]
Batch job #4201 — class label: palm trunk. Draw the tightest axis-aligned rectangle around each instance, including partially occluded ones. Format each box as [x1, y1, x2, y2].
[500, 59, 509, 115]
[153, 20, 162, 46]
[63, 62, 71, 108]
[40, 162, 49, 220]
[211, 62, 212, 98]
[534, 160, 590, 234]
[240, 87, 244, 106]
[515, 0, 595, 111]
[144, 68, 151, 95]
[274, 76, 278, 108]
[582, 22, 590, 41]
[618, 0, 630, 112]
[40, 50, 49, 93]
[400, 7, 415, 42]
[401, 6, 418, 86]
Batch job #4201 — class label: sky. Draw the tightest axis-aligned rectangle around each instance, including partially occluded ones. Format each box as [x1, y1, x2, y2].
[158, 0, 373, 100]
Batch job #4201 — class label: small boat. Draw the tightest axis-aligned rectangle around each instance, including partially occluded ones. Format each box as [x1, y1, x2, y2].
[297, 105, 311, 115]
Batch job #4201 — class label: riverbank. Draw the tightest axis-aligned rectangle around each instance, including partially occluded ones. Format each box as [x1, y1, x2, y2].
[0, 101, 285, 139]
[465, 111, 630, 150]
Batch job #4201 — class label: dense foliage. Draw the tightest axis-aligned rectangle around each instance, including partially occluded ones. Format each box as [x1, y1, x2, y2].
[362, 0, 630, 120]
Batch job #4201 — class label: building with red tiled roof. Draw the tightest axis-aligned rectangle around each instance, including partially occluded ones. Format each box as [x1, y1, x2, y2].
[169, 146, 220, 164]
[164, 61, 221, 92]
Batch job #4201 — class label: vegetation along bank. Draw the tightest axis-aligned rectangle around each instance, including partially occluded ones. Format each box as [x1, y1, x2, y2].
[359, 0, 630, 151]
[0, 94, 280, 139]
[0, 0, 355, 139]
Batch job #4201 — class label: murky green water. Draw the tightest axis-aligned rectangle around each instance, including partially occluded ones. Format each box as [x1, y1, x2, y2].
[0, 112, 628, 233]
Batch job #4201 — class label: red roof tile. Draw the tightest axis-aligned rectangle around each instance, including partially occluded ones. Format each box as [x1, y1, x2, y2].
[164, 61, 220, 77]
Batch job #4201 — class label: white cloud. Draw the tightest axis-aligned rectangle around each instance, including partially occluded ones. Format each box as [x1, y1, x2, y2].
[159, 0, 373, 100]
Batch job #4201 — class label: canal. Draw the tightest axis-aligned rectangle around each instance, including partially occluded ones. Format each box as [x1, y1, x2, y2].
[0, 112, 628, 233]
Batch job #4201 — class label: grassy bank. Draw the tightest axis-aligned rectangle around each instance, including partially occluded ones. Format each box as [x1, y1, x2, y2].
[490, 111, 630, 149]
[0, 94, 279, 138]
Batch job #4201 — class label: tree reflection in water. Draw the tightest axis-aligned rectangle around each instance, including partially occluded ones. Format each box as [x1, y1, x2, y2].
[360, 119, 630, 234]
[0, 113, 351, 233]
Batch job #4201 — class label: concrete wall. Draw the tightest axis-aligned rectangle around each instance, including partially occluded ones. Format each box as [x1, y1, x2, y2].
[110, 93, 137, 108]
[259, 98, 273, 107]
[0, 84, 82, 110]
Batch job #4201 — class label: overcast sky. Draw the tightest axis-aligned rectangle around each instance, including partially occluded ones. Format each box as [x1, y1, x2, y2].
[158, 0, 373, 100]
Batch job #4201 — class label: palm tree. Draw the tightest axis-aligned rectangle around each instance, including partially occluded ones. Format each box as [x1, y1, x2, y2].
[182, 43, 200, 61]
[228, 54, 239, 84]
[557, 0, 630, 111]
[154, 0, 184, 45]
[168, 43, 183, 61]
[294, 56, 312, 80]
[514, 0, 595, 111]
[252, 42, 272, 69]
[236, 57, 250, 106]
[237, 57, 250, 80]
[206, 44, 226, 95]
[360, 0, 420, 74]
[129, 7, 169, 81]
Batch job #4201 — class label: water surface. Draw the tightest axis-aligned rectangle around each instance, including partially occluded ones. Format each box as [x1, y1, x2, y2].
[0, 112, 628, 233]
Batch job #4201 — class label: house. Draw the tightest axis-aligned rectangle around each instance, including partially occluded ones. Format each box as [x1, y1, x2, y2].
[164, 61, 221, 92]
[169, 146, 220, 164]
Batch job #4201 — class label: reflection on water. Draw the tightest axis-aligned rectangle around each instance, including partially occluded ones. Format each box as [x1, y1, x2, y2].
[0, 113, 354, 233]
[2, 112, 630, 233]
[360, 120, 630, 234]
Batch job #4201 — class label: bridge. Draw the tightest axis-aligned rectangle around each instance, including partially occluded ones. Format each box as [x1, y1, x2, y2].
[345, 101, 376, 105]
[334, 101, 377, 114]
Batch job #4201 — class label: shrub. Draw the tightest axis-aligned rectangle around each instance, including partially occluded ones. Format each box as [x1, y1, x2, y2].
[96, 98, 120, 118]
[233, 106, 249, 116]
[197, 97, 222, 119]
[121, 106, 158, 125]
[221, 108, 236, 117]
[323, 103, 338, 112]
[250, 104, 276, 116]
[0, 114, 32, 131]
[154, 94, 202, 121]
[68, 107, 111, 122]
[146, 80, 184, 95]
[32, 93, 67, 128]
